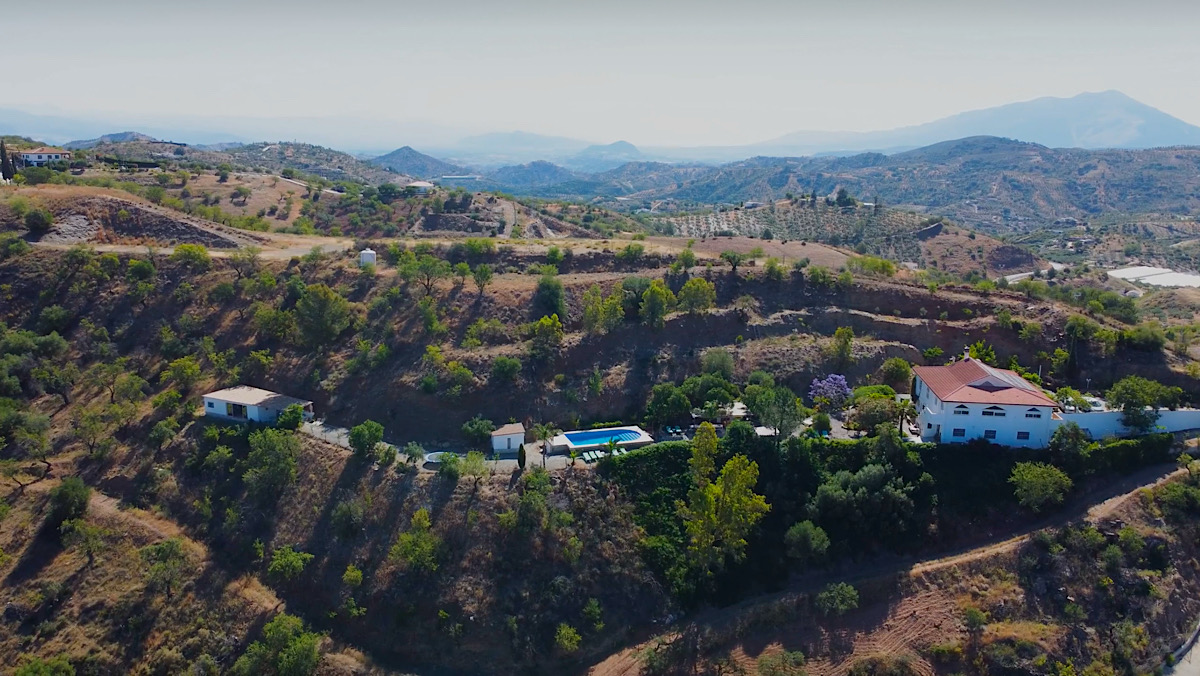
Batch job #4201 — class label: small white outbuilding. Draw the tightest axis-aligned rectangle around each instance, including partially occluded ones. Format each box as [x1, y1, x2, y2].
[359, 248, 377, 267]
[491, 423, 526, 453]
[202, 386, 314, 424]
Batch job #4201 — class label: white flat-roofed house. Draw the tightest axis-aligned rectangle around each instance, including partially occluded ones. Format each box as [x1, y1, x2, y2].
[19, 147, 72, 167]
[202, 386, 314, 424]
[913, 357, 1058, 448]
[406, 180, 435, 194]
[491, 422, 526, 452]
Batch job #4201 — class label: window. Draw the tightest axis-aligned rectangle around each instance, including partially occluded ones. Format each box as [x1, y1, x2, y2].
[953, 405, 969, 416]
[206, 401, 214, 408]
[984, 429, 997, 440]
[982, 406, 1006, 417]
[952, 428, 965, 437]
[1026, 408, 1042, 419]
[926, 423, 932, 429]
[1017, 431, 1030, 440]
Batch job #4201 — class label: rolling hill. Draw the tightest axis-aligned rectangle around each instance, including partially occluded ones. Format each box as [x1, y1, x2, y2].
[64, 131, 158, 150]
[503, 136, 1200, 232]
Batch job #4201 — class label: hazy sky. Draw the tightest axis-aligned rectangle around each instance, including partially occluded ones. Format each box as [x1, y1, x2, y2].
[7, 0, 1200, 147]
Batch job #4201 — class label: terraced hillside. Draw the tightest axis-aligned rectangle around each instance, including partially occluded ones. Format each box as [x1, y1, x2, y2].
[658, 200, 1024, 273]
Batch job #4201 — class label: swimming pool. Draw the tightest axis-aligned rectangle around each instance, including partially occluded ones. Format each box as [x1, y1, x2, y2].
[564, 429, 642, 445]
[554, 425, 653, 451]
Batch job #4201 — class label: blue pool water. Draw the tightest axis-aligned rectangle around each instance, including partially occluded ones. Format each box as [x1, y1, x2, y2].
[564, 428, 641, 446]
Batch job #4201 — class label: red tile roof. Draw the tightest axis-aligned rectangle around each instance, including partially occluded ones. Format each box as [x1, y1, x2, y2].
[914, 358, 1057, 407]
[21, 147, 69, 155]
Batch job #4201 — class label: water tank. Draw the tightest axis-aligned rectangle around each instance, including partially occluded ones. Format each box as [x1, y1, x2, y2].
[358, 248, 377, 267]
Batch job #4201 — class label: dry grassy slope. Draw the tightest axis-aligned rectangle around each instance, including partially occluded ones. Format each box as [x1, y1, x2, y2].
[589, 467, 1200, 676]
[0, 480, 285, 673]
[0, 243, 1195, 674]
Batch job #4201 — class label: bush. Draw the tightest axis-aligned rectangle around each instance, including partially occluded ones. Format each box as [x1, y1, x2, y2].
[758, 650, 806, 676]
[267, 546, 313, 582]
[389, 507, 441, 572]
[24, 208, 54, 234]
[701, 348, 735, 380]
[814, 582, 859, 616]
[532, 274, 566, 319]
[276, 404, 305, 430]
[811, 412, 832, 434]
[348, 420, 384, 458]
[231, 613, 320, 676]
[48, 477, 90, 527]
[169, 244, 212, 271]
[491, 356, 522, 382]
[785, 520, 830, 564]
[462, 415, 495, 448]
[555, 623, 581, 653]
[1009, 462, 1073, 512]
[964, 605, 988, 631]
[331, 498, 365, 538]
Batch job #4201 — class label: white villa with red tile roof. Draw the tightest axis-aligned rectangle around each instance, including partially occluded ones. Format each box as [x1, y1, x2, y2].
[18, 147, 71, 167]
[913, 357, 1059, 448]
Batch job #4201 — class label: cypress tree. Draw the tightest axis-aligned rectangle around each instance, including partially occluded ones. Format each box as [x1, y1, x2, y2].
[0, 140, 11, 180]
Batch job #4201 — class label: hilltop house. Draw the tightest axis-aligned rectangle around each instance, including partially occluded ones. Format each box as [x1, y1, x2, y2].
[18, 147, 71, 167]
[913, 357, 1059, 448]
[202, 386, 314, 424]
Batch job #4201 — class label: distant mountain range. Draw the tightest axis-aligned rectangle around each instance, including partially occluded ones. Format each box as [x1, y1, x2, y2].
[7, 91, 1200, 166]
[515, 136, 1200, 232]
[409, 91, 1200, 166]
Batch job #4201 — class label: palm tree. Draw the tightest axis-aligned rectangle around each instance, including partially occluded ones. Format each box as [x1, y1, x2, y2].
[532, 423, 562, 468]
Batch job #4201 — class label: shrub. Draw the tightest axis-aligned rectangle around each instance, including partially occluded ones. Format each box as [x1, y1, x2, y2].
[677, 277, 717, 313]
[555, 623, 581, 653]
[331, 498, 365, 538]
[964, 605, 988, 631]
[230, 613, 320, 676]
[758, 650, 806, 676]
[169, 244, 212, 271]
[24, 208, 54, 234]
[814, 582, 858, 616]
[342, 564, 363, 587]
[785, 520, 830, 564]
[437, 452, 461, 481]
[879, 357, 911, 390]
[701, 348, 735, 380]
[48, 477, 90, 527]
[36, 305, 71, 335]
[462, 415, 495, 448]
[348, 420, 384, 458]
[532, 274, 566, 319]
[276, 404, 305, 430]
[491, 356, 522, 382]
[811, 412, 832, 434]
[268, 546, 313, 582]
[390, 508, 441, 573]
[1010, 462, 1073, 512]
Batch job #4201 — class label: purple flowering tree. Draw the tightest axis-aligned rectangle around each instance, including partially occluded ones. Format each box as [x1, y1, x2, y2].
[809, 374, 851, 410]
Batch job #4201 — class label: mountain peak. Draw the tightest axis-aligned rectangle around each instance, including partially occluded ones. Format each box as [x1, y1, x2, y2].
[372, 146, 466, 178]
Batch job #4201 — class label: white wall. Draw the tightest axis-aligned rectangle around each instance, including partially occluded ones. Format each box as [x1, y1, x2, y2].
[202, 397, 268, 422]
[492, 433, 523, 452]
[1059, 409, 1200, 439]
